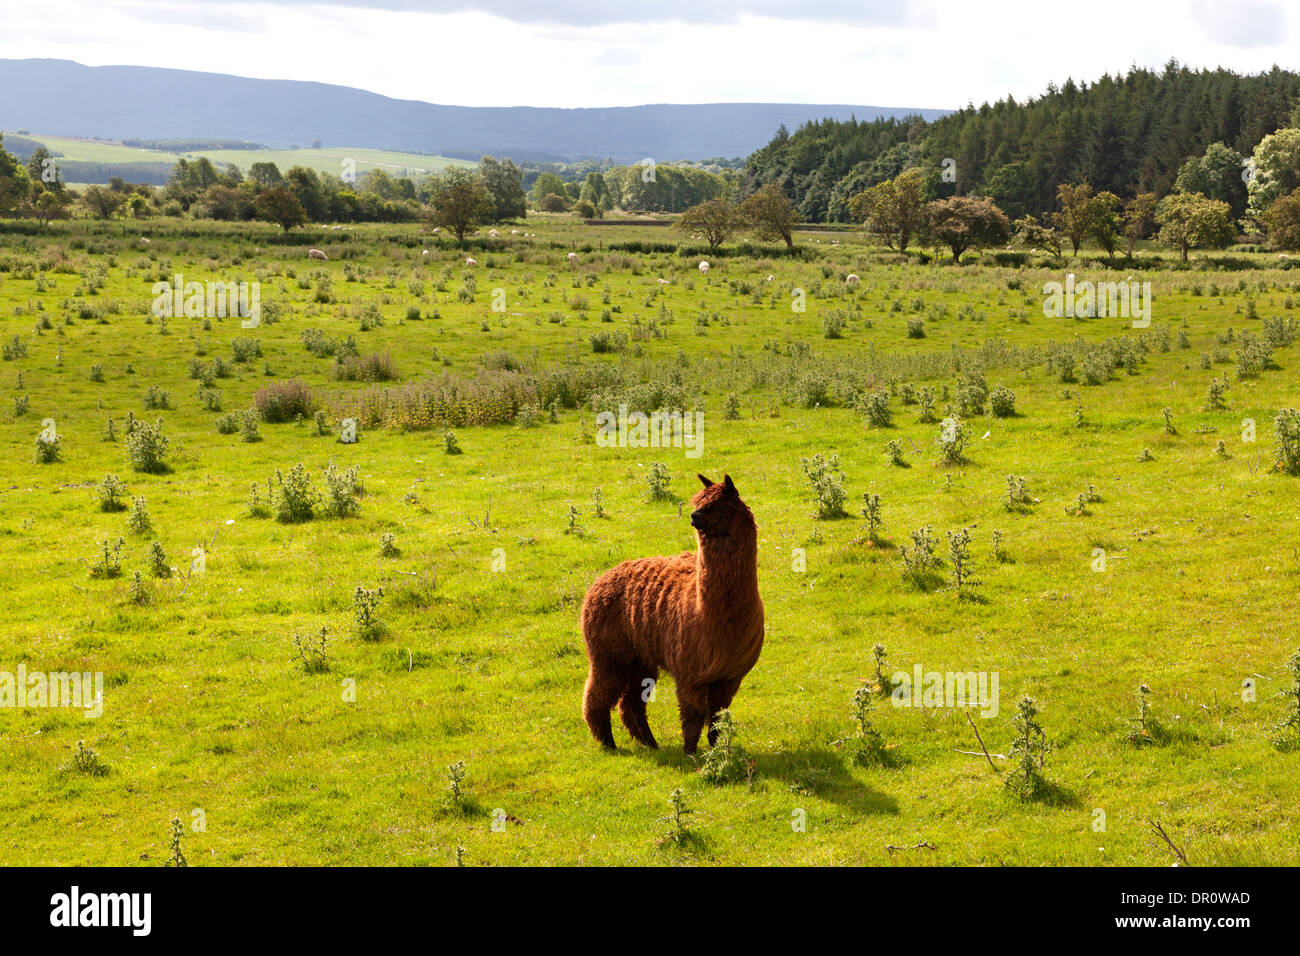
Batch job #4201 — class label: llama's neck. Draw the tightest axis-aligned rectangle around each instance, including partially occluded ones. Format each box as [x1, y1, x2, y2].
[694, 528, 759, 608]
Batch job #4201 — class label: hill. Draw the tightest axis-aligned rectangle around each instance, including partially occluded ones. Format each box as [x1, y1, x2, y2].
[0, 58, 948, 164]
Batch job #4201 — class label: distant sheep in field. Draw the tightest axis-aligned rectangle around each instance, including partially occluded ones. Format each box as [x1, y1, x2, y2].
[511, 229, 520, 235]
[489, 229, 500, 237]
[699, 261, 710, 273]
[432, 227, 441, 234]
[766, 274, 774, 282]
[138, 237, 150, 245]
[422, 249, 429, 256]
[308, 249, 329, 261]
[465, 257, 477, 267]
[657, 278, 671, 284]
[846, 274, 859, 287]
[567, 252, 579, 263]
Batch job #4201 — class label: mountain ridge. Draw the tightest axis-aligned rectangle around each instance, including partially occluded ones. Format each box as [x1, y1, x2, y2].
[0, 58, 950, 163]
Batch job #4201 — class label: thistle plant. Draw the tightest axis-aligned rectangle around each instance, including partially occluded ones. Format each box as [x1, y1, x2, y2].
[97, 474, 128, 512]
[1162, 406, 1176, 435]
[126, 495, 152, 535]
[658, 787, 697, 847]
[1004, 474, 1032, 513]
[64, 740, 109, 777]
[292, 627, 331, 674]
[446, 760, 469, 809]
[645, 461, 673, 502]
[946, 528, 974, 595]
[699, 709, 746, 784]
[352, 584, 385, 640]
[592, 486, 605, 518]
[378, 532, 400, 557]
[1127, 683, 1153, 745]
[1005, 695, 1052, 800]
[872, 642, 891, 695]
[842, 683, 888, 765]
[886, 439, 906, 466]
[801, 453, 848, 518]
[901, 525, 940, 589]
[167, 817, 187, 867]
[148, 540, 171, 578]
[443, 430, 462, 454]
[860, 492, 883, 543]
[127, 570, 151, 606]
[90, 537, 125, 579]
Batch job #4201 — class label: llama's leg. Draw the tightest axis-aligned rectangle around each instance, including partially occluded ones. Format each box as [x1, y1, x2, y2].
[676, 681, 710, 756]
[706, 679, 743, 748]
[583, 665, 621, 750]
[618, 666, 659, 749]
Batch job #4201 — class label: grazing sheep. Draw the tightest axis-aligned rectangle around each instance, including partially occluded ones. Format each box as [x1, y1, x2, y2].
[567, 252, 579, 263]
[308, 249, 329, 261]
[489, 229, 500, 237]
[465, 257, 477, 267]
[138, 237, 150, 245]
[699, 261, 710, 273]
[432, 227, 441, 234]
[511, 229, 520, 235]
[846, 273, 860, 287]
[766, 274, 774, 282]
[580, 474, 763, 753]
[422, 249, 429, 256]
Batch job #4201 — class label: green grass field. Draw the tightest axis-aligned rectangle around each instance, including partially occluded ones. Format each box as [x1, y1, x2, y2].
[1, 217, 1298, 866]
[7, 132, 472, 182]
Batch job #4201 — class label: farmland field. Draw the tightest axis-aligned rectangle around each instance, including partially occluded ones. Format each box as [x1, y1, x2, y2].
[5, 132, 472, 184]
[1, 217, 1298, 866]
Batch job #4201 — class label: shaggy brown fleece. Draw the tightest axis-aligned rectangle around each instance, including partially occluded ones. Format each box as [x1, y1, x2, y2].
[580, 474, 764, 754]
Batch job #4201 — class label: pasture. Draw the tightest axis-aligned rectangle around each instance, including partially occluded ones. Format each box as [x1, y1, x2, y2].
[1, 217, 1298, 865]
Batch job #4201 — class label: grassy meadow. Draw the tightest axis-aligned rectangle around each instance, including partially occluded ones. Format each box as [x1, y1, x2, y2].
[1, 216, 1298, 866]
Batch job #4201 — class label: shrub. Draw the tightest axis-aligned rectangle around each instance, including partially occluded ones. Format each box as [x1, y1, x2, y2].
[1275, 408, 1300, 475]
[125, 495, 152, 535]
[860, 389, 892, 428]
[352, 584, 385, 640]
[322, 464, 362, 517]
[645, 462, 673, 502]
[1005, 695, 1052, 800]
[215, 412, 239, 435]
[936, 416, 969, 464]
[698, 710, 747, 785]
[801, 453, 848, 519]
[239, 410, 261, 442]
[89, 537, 124, 579]
[989, 384, 1016, 417]
[901, 525, 940, 589]
[148, 540, 171, 578]
[142, 385, 170, 410]
[254, 379, 316, 422]
[97, 474, 128, 512]
[273, 464, 318, 523]
[335, 351, 399, 382]
[34, 432, 61, 464]
[230, 336, 263, 363]
[126, 419, 168, 473]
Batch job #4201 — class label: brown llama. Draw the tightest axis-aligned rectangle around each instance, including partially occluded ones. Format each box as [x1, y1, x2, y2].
[580, 474, 764, 754]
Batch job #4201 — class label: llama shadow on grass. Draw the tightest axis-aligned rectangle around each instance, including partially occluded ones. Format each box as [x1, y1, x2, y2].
[637, 743, 899, 816]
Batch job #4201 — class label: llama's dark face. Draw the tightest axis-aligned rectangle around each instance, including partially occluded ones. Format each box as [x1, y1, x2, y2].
[690, 474, 751, 539]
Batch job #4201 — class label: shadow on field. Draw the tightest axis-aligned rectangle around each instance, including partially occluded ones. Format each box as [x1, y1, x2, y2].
[638, 743, 899, 816]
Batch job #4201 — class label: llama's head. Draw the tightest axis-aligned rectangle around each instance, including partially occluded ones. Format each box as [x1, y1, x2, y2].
[690, 474, 755, 541]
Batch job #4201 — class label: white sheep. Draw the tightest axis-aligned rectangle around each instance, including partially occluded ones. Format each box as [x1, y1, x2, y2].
[432, 227, 441, 234]
[657, 278, 671, 284]
[489, 229, 499, 237]
[766, 274, 774, 282]
[308, 249, 329, 261]
[846, 274, 860, 287]
[138, 237, 150, 245]
[698, 261, 710, 273]
[422, 249, 429, 256]
[465, 257, 477, 267]
[511, 229, 520, 235]
[567, 252, 579, 263]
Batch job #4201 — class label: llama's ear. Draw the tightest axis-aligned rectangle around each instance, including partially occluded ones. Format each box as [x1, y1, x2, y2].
[723, 474, 737, 495]
[697, 474, 714, 488]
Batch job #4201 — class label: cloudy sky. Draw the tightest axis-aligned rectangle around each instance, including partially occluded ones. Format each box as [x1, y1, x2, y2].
[0, 0, 1293, 109]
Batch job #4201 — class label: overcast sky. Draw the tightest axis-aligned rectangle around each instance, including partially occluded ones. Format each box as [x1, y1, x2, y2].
[0, 0, 1293, 109]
